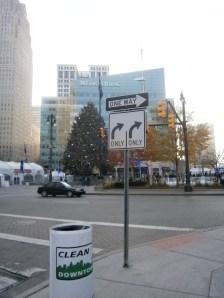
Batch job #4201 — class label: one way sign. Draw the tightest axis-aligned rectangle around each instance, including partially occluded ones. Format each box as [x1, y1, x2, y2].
[109, 110, 146, 149]
[106, 92, 148, 111]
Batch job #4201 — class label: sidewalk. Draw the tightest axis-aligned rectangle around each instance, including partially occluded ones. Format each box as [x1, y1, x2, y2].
[26, 226, 224, 298]
[86, 185, 224, 196]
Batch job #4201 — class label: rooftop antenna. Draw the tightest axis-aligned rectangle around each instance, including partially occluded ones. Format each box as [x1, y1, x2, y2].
[134, 48, 145, 92]
[141, 48, 145, 92]
[140, 48, 145, 92]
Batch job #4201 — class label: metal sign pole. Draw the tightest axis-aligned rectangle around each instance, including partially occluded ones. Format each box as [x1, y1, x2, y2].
[123, 132, 129, 268]
[107, 93, 148, 269]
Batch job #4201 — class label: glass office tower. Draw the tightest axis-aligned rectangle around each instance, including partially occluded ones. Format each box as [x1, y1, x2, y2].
[73, 68, 166, 126]
[40, 96, 74, 168]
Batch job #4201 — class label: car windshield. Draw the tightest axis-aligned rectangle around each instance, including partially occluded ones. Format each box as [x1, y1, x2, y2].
[60, 182, 72, 188]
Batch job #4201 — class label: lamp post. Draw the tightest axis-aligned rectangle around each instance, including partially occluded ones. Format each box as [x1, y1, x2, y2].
[98, 73, 103, 177]
[180, 92, 192, 192]
[47, 114, 56, 182]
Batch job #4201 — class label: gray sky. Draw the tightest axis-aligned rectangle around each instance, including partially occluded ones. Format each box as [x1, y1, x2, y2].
[21, 0, 224, 153]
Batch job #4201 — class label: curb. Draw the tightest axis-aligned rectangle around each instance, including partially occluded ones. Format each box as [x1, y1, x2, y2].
[86, 191, 224, 196]
[16, 280, 49, 298]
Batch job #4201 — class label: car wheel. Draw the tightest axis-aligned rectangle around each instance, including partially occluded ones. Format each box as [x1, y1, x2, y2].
[52, 194, 56, 197]
[67, 191, 73, 197]
[41, 191, 47, 197]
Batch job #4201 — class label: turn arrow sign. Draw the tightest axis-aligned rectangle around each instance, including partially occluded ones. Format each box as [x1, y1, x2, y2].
[109, 110, 146, 149]
[111, 123, 124, 139]
[129, 121, 142, 138]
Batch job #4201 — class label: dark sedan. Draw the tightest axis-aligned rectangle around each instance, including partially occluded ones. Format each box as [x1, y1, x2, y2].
[37, 181, 84, 198]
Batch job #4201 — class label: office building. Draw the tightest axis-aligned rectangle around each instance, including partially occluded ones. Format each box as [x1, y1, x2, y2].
[73, 68, 166, 125]
[40, 64, 109, 167]
[200, 124, 216, 165]
[89, 65, 109, 78]
[40, 65, 165, 168]
[57, 65, 165, 125]
[0, 0, 32, 161]
[57, 64, 109, 97]
[32, 106, 41, 128]
[40, 96, 75, 167]
[57, 64, 78, 97]
[31, 106, 40, 162]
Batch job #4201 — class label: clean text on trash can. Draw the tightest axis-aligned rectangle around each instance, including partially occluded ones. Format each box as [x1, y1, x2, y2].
[56, 243, 93, 280]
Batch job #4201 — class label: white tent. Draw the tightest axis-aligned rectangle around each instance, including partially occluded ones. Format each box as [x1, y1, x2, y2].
[0, 161, 45, 185]
[0, 161, 13, 176]
[29, 163, 44, 176]
[52, 170, 65, 181]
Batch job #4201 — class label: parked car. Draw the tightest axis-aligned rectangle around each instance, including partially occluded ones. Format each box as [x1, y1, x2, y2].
[37, 181, 85, 197]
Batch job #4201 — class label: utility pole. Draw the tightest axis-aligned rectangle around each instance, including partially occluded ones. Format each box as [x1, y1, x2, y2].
[180, 92, 192, 192]
[158, 94, 192, 192]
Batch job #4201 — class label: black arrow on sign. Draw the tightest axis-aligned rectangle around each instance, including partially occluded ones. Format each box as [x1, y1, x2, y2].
[129, 121, 142, 138]
[111, 123, 124, 139]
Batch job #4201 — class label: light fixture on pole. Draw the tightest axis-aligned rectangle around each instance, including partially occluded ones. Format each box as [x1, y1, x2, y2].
[180, 92, 192, 192]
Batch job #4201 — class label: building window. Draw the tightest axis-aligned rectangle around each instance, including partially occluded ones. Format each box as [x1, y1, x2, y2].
[70, 71, 75, 79]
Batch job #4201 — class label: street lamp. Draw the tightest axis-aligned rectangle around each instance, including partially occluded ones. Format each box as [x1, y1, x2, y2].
[47, 114, 56, 182]
[180, 92, 192, 192]
[98, 73, 103, 177]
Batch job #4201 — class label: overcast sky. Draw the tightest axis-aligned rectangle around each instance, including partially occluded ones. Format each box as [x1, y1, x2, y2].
[21, 0, 224, 153]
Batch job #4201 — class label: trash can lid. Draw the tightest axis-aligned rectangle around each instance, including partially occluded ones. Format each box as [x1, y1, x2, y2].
[52, 223, 91, 232]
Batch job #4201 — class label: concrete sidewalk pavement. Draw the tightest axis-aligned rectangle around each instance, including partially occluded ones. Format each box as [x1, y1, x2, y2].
[26, 226, 224, 298]
[81, 185, 224, 196]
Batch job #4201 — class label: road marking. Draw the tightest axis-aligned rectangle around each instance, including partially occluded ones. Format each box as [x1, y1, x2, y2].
[0, 232, 102, 254]
[0, 232, 49, 246]
[0, 213, 194, 232]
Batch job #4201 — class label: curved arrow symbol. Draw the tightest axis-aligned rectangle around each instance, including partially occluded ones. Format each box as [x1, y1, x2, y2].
[129, 121, 142, 138]
[111, 123, 124, 139]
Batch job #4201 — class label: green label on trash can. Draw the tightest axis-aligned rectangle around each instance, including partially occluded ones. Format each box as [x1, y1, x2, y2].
[56, 243, 93, 280]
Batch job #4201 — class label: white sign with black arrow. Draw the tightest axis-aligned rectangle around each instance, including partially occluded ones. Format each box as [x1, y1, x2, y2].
[106, 92, 148, 111]
[109, 110, 146, 149]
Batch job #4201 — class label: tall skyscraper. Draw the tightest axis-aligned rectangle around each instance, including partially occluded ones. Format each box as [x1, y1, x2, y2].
[0, 0, 32, 161]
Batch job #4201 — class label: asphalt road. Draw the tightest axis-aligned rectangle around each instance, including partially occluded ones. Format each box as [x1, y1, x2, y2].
[0, 185, 224, 297]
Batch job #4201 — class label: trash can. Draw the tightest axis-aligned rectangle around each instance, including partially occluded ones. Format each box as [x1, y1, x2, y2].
[50, 223, 93, 298]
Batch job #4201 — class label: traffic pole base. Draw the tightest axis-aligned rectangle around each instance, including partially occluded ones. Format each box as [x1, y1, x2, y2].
[184, 184, 193, 192]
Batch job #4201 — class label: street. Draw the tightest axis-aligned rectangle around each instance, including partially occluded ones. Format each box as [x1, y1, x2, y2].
[0, 186, 224, 297]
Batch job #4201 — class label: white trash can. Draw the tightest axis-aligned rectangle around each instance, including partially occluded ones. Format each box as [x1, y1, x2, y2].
[50, 223, 93, 298]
